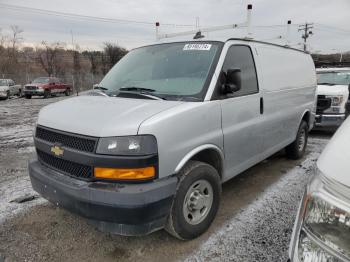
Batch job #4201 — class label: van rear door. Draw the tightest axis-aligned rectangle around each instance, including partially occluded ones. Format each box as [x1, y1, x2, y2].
[219, 44, 263, 181]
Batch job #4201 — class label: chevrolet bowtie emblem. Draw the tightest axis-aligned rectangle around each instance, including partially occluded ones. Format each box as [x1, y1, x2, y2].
[51, 145, 64, 157]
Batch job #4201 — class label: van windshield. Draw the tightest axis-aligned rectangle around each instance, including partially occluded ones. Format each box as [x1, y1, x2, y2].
[99, 42, 222, 101]
[317, 71, 350, 86]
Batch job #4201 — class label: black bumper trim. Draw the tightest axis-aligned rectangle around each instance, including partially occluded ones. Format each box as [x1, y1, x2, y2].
[29, 160, 177, 235]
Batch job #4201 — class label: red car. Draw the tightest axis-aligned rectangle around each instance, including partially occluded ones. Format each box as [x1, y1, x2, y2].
[24, 77, 72, 99]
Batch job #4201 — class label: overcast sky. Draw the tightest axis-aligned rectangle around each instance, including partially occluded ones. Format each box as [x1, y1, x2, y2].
[0, 0, 349, 53]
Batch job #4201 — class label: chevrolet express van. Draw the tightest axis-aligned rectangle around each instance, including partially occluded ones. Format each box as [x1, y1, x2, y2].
[315, 68, 350, 129]
[29, 38, 317, 240]
[289, 117, 350, 261]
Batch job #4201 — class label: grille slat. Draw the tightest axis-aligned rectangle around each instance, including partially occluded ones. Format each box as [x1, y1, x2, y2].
[37, 150, 93, 179]
[36, 126, 97, 153]
[316, 95, 332, 114]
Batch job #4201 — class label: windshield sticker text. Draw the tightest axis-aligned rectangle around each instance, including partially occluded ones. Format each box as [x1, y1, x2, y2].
[183, 44, 212, 51]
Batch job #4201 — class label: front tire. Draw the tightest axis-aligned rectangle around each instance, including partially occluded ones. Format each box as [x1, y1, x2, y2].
[286, 120, 308, 160]
[165, 161, 221, 240]
[43, 89, 51, 99]
[25, 94, 32, 99]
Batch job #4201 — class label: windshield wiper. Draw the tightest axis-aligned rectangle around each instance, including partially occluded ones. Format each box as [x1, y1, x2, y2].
[94, 86, 109, 91]
[118, 86, 166, 100]
[119, 86, 156, 92]
[318, 82, 335, 85]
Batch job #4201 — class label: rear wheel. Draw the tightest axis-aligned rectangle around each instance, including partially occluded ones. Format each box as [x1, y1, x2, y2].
[286, 120, 308, 160]
[165, 161, 221, 240]
[65, 88, 71, 96]
[25, 94, 32, 99]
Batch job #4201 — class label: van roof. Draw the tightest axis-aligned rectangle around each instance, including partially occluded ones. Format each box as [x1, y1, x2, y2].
[142, 37, 307, 54]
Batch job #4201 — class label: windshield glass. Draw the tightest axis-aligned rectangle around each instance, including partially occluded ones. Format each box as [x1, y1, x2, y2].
[33, 77, 50, 83]
[99, 42, 222, 101]
[0, 80, 8, 86]
[317, 71, 350, 85]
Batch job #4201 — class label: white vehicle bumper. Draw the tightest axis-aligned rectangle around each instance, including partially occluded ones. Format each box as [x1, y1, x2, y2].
[0, 91, 8, 98]
[314, 114, 346, 128]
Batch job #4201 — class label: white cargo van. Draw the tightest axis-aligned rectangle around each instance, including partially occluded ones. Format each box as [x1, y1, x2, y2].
[29, 38, 317, 239]
[315, 68, 350, 129]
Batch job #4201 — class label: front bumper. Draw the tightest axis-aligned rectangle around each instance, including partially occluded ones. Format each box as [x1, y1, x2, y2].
[29, 159, 177, 236]
[314, 114, 346, 128]
[0, 91, 8, 98]
[24, 89, 44, 96]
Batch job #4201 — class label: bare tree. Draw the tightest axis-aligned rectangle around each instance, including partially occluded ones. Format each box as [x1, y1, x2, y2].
[37, 41, 64, 76]
[83, 50, 102, 75]
[9, 25, 23, 51]
[103, 42, 128, 71]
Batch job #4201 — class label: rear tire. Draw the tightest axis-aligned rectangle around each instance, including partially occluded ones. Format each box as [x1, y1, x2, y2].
[25, 94, 32, 99]
[165, 161, 221, 240]
[65, 88, 71, 96]
[286, 120, 308, 160]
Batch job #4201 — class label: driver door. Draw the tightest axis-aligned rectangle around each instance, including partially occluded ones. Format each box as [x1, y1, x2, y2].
[219, 45, 264, 180]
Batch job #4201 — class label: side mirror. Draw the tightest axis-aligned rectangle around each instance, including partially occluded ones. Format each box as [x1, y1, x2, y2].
[222, 68, 241, 94]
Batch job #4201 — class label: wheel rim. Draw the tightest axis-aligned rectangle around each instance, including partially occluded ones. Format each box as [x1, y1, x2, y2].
[298, 129, 306, 152]
[183, 179, 213, 225]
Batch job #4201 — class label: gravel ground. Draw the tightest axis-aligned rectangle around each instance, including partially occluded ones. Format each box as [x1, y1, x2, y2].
[0, 96, 332, 262]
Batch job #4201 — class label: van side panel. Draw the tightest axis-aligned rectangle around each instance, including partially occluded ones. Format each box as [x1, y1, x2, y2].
[138, 101, 224, 179]
[254, 44, 316, 156]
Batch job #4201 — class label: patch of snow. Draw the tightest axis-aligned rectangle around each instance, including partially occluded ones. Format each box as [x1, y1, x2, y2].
[0, 176, 46, 224]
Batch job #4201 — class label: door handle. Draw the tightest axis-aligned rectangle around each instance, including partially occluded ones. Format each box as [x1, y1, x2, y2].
[260, 97, 264, 114]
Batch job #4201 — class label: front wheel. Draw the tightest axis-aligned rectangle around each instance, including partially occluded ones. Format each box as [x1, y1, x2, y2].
[25, 94, 32, 99]
[165, 161, 221, 240]
[286, 120, 308, 160]
[43, 89, 51, 99]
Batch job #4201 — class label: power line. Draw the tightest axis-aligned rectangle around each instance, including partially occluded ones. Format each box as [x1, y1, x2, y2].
[0, 3, 195, 28]
[314, 23, 350, 34]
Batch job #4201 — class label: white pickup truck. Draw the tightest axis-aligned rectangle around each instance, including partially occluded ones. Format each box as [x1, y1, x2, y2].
[315, 68, 350, 129]
[0, 79, 22, 100]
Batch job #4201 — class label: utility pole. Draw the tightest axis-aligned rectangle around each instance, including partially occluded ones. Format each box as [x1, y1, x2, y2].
[298, 23, 313, 52]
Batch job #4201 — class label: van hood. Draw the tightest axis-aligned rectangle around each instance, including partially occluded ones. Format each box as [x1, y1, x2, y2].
[317, 84, 349, 96]
[38, 96, 184, 137]
[317, 117, 350, 188]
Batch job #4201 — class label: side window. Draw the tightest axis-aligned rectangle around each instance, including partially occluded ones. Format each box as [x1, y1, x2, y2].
[9, 80, 14, 86]
[221, 45, 258, 97]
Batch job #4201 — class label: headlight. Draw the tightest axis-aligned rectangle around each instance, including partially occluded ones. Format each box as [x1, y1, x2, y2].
[327, 95, 344, 107]
[96, 135, 157, 155]
[301, 194, 350, 259]
[296, 173, 350, 261]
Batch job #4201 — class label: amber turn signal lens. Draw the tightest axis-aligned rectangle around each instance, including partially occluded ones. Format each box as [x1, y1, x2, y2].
[94, 166, 155, 180]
